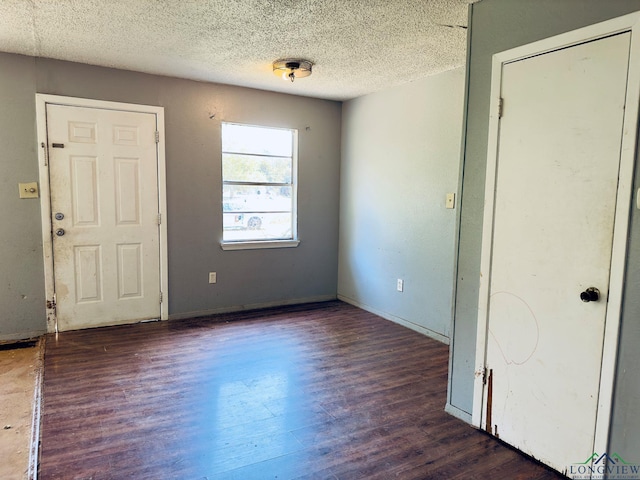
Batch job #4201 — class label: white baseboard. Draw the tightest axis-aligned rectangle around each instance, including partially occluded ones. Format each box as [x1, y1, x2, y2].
[337, 294, 450, 345]
[445, 402, 472, 424]
[168, 295, 337, 321]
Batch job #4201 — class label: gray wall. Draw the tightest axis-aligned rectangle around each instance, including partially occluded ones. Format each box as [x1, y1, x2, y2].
[338, 68, 465, 341]
[611, 153, 640, 461]
[0, 53, 341, 340]
[448, 0, 640, 459]
[0, 55, 42, 340]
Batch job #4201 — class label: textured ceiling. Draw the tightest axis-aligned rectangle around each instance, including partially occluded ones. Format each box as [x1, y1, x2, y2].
[0, 0, 475, 101]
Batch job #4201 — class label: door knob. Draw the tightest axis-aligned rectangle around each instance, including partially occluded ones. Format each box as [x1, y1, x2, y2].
[55, 228, 65, 237]
[580, 287, 599, 303]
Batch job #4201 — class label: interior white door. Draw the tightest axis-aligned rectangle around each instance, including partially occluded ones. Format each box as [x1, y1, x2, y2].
[47, 104, 161, 331]
[483, 32, 631, 471]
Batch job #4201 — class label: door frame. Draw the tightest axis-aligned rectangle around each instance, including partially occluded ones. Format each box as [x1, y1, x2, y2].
[472, 12, 640, 458]
[35, 94, 169, 333]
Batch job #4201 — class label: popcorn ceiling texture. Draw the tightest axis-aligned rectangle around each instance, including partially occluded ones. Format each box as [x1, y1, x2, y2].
[0, 0, 475, 100]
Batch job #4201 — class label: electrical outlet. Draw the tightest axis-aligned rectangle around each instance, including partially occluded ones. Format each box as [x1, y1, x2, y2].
[397, 279, 404, 292]
[208, 272, 217, 284]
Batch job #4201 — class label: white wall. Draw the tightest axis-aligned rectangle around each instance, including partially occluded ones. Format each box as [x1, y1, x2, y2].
[338, 68, 465, 342]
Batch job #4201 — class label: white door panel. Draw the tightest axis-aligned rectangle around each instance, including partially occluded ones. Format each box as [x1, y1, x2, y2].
[47, 104, 161, 331]
[484, 32, 630, 471]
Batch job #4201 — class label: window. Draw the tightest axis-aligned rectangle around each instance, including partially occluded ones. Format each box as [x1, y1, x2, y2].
[221, 123, 298, 248]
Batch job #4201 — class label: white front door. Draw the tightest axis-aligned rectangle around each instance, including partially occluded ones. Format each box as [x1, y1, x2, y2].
[480, 32, 631, 472]
[46, 104, 162, 331]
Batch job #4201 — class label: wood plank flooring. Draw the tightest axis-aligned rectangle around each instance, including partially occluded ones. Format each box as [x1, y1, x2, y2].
[39, 301, 565, 479]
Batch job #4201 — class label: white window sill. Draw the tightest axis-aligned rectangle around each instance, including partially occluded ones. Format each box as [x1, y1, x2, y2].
[221, 240, 300, 251]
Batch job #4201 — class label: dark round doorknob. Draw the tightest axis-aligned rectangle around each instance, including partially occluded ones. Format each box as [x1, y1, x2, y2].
[55, 228, 65, 237]
[580, 287, 599, 303]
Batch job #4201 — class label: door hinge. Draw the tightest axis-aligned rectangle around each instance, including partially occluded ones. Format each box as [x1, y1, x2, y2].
[476, 366, 488, 385]
[157, 213, 162, 225]
[46, 293, 57, 311]
[498, 97, 504, 119]
[155, 131, 160, 143]
[41, 142, 49, 166]
[159, 292, 163, 304]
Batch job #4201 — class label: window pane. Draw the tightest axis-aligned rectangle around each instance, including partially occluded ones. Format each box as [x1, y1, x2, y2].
[222, 153, 291, 184]
[223, 212, 293, 241]
[223, 185, 292, 213]
[222, 123, 292, 157]
[221, 122, 297, 244]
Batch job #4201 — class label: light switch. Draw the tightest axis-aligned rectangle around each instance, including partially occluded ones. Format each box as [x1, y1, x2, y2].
[446, 193, 456, 209]
[19, 182, 39, 199]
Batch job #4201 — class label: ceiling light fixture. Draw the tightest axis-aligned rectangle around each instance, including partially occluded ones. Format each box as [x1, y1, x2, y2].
[273, 59, 313, 83]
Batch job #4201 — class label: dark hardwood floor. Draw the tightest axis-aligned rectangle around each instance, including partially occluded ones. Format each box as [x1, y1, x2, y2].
[39, 301, 565, 479]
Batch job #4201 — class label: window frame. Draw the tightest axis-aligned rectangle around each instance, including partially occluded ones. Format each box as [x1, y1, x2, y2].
[220, 122, 299, 250]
